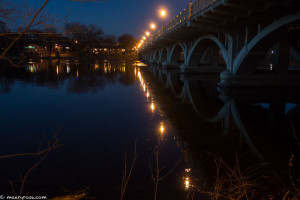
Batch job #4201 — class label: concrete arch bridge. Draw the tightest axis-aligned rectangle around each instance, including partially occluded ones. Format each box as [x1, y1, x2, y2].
[139, 0, 300, 87]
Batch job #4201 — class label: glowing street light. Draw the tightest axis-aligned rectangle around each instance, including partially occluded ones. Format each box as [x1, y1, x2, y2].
[150, 23, 156, 30]
[160, 9, 167, 32]
[146, 31, 150, 36]
[143, 36, 146, 40]
[160, 10, 166, 18]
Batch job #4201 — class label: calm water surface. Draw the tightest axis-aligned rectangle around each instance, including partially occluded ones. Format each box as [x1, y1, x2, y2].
[0, 59, 300, 199]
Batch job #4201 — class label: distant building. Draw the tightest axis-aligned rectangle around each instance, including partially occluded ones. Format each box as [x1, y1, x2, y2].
[24, 44, 47, 57]
[92, 47, 126, 55]
[24, 43, 71, 58]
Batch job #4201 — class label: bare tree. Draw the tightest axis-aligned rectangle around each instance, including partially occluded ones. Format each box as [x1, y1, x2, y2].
[0, 0, 109, 64]
[0, 0, 15, 21]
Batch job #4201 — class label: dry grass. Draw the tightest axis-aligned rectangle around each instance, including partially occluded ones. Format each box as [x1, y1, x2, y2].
[190, 153, 261, 200]
[120, 140, 138, 200]
[283, 122, 300, 200]
[148, 136, 181, 200]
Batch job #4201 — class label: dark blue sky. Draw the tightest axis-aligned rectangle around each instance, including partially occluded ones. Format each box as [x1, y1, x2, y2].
[21, 0, 189, 38]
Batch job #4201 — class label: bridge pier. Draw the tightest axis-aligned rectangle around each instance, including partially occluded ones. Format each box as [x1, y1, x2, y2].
[181, 65, 225, 74]
[162, 62, 181, 69]
[220, 70, 300, 88]
[272, 40, 289, 74]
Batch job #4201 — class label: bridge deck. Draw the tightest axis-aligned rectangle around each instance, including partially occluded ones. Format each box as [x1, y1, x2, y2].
[146, 0, 299, 48]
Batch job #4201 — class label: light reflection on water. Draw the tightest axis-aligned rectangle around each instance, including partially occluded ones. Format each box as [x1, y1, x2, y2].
[140, 65, 300, 199]
[0, 59, 186, 199]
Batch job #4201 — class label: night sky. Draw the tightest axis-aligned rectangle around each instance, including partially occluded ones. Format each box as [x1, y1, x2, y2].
[16, 0, 190, 38]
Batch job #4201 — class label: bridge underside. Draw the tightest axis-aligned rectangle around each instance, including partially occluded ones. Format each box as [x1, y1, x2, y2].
[140, 0, 300, 87]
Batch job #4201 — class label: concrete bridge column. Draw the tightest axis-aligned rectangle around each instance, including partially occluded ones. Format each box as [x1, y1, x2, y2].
[272, 40, 289, 74]
[148, 51, 154, 63]
[147, 53, 152, 62]
[179, 41, 195, 72]
[150, 50, 160, 65]
[166, 43, 187, 69]
[161, 47, 170, 68]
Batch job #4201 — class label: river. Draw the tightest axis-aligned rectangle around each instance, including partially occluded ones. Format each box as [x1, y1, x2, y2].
[0, 59, 299, 199]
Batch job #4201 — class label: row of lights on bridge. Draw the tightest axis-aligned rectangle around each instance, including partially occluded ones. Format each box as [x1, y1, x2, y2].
[136, 0, 194, 50]
[136, 9, 167, 50]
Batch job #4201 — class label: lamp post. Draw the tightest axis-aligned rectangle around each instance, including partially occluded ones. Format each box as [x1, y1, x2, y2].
[161, 10, 166, 27]
[189, 0, 193, 20]
[160, 10, 166, 33]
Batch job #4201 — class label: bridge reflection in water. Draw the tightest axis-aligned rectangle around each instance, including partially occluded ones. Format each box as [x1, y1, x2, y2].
[138, 64, 300, 198]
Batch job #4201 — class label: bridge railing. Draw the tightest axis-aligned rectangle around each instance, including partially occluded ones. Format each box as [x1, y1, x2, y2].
[142, 0, 222, 50]
[191, 0, 216, 15]
[165, 9, 188, 32]
[153, 9, 188, 40]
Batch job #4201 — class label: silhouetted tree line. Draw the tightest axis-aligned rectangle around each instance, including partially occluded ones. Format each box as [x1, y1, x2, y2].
[0, 22, 137, 57]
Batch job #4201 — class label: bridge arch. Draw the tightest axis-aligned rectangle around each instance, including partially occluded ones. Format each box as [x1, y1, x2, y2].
[145, 52, 151, 61]
[168, 43, 186, 66]
[150, 51, 155, 60]
[233, 12, 300, 74]
[187, 35, 229, 68]
[153, 50, 160, 63]
[159, 48, 168, 63]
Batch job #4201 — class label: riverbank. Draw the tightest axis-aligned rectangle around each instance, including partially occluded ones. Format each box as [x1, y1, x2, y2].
[0, 54, 139, 67]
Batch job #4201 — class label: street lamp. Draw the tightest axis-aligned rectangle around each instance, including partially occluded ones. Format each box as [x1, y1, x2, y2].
[160, 9, 167, 33]
[160, 10, 166, 27]
[150, 23, 156, 30]
[146, 31, 150, 36]
[189, 0, 193, 20]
